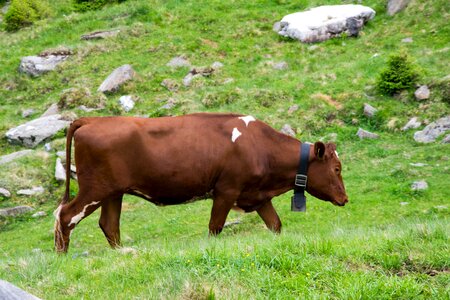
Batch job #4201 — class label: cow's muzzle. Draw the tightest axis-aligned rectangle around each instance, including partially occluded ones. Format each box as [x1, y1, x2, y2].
[332, 197, 348, 207]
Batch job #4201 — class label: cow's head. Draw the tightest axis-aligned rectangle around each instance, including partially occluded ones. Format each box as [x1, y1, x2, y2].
[306, 142, 348, 206]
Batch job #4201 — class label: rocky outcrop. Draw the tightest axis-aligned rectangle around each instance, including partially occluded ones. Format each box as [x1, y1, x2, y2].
[276, 5, 375, 43]
[0, 188, 11, 198]
[5, 115, 71, 148]
[363, 103, 377, 118]
[0, 279, 41, 300]
[17, 187, 44, 196]
[414, 116, 450, 143]
[98, 64, 136, 93]
[402, 117, 421, 131]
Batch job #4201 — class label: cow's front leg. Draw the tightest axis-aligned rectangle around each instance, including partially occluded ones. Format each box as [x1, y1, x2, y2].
[209, 192, 238, 236]
[99, 195, 123, 248]
[256, 200, 282, 233]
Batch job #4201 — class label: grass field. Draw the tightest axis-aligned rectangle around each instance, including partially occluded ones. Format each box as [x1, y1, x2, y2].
[0, 0, 449, 298]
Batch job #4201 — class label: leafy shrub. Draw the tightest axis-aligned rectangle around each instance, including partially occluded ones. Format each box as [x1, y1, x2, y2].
[376, 52, 420, 96]
[4, 0, 50, 31]
[73, 0, 126, 12]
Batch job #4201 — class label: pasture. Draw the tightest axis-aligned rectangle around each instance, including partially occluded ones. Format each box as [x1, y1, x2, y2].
[0, 0, 449, 298]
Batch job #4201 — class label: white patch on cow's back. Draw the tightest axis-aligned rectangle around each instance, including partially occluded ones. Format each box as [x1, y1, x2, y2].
[231, 127, 242, 143]
[335, 150, 339, 158]
[238, 115, 255, 127]
[68, 201, 100, 226]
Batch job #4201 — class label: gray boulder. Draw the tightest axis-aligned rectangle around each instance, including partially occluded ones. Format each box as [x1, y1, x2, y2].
[19, 55, 69, 77]
[414, 85, 430, 100]
[402, 117, 421, 131]
[0, 280, 41, 300]
[5, 115, 71, 148]
[363, 103, 377, 118]
[0, 206, 33, 217]
[17, 187, 44, 196]
[357, 128, 379, 139]
[276, 5, 375, 43]
[81, 29, 120, 40]
[414, 116, 450, 143]
[0, 188, 11, 198]
[387, 0, 411, 16]
[98, 64, 135, 93]
[0, 150, 33, 165]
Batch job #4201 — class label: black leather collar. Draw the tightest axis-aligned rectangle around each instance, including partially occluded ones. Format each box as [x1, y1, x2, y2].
[291, 142, 310, 212]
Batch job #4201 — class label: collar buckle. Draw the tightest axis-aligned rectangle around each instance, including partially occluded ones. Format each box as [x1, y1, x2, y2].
[294, 174, 307, 188]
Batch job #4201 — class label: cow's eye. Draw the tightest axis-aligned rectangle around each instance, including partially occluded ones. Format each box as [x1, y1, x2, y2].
[335, 167, 340, 174]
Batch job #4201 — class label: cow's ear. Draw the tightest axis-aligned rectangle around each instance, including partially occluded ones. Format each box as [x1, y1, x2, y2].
[314, 141, 326, 160]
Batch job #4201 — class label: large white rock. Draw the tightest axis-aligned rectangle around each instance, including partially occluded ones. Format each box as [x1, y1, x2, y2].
[19, 55, 69, 77]
[276, 5, 375, 43]
[5, 115, 71, 148]
[0, 279, 41, 300]
[0, 206, 33, 217]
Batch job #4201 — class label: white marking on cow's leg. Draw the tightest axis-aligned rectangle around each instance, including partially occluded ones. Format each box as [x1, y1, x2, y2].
[238, 115, 255, 127]
[334, 150, 339, 158]
[68, 201, 100, 227]
[231, 128, 242, 143]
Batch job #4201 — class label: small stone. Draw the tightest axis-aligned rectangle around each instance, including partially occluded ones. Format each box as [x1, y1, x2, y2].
[160, 98, 177, 110]
[414, 85, 430, 100]
[0, 206, 33, 217]
[363, 103, 377, 118]
[402, 117, 421, 131]
[401, 37, 413, 43]
[17, 186, 44, 196]
[288, 104, 299, 115]
[211, 61, 224, 70]
[411, 180, 428, 191]
[161, 79, 179, 91]
[222, 78, 234, 84]
[118, 247, 138, 255]
[21, 109, 35, 118]
[182, 73, 196, 87]
[442, 134, 450, 144]
[166, 56, 191, 68]
[77, 105, 101, 112]
[44, 143, 52, 152]
[32, 211, 47, 218]
[280, 124, 296, 137]
[371, 53, 380, 58]
[273, 61, 288, 70]
[0, 150, 34, 165]
[55, 158, 66, 182]
[72, 251, 89, 259]
[118, 95, 135, 112]
[400, 202, 409, 206]
[434, 205, 447, 210]
[356, 128, 379, 139]
[41, 103, 59, 117]
[0, 188, 11, 198]
[308, 45, 319, 51]
[387, 0, 411, 16]
[410, 163, 427, 167]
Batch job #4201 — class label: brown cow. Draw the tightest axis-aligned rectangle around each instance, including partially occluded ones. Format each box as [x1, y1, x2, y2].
[54, 113, 348, 252]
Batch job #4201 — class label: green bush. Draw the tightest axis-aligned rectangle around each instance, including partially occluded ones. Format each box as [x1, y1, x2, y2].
[4, 0, 50, 31]
[73, 0, 126, 12]
[376, 52, 420, 96]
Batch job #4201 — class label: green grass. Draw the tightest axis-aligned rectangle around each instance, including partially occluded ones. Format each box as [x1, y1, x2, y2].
[0, 0, 449, 298]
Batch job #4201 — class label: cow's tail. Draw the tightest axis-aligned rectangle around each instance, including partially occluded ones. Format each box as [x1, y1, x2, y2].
[61, 119, 85, 205]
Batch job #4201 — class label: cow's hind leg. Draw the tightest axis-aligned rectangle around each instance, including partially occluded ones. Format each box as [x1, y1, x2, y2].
[257, 200, 282, 233]
[55, 190, 115, 253]
[99, 195, 123, 248]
